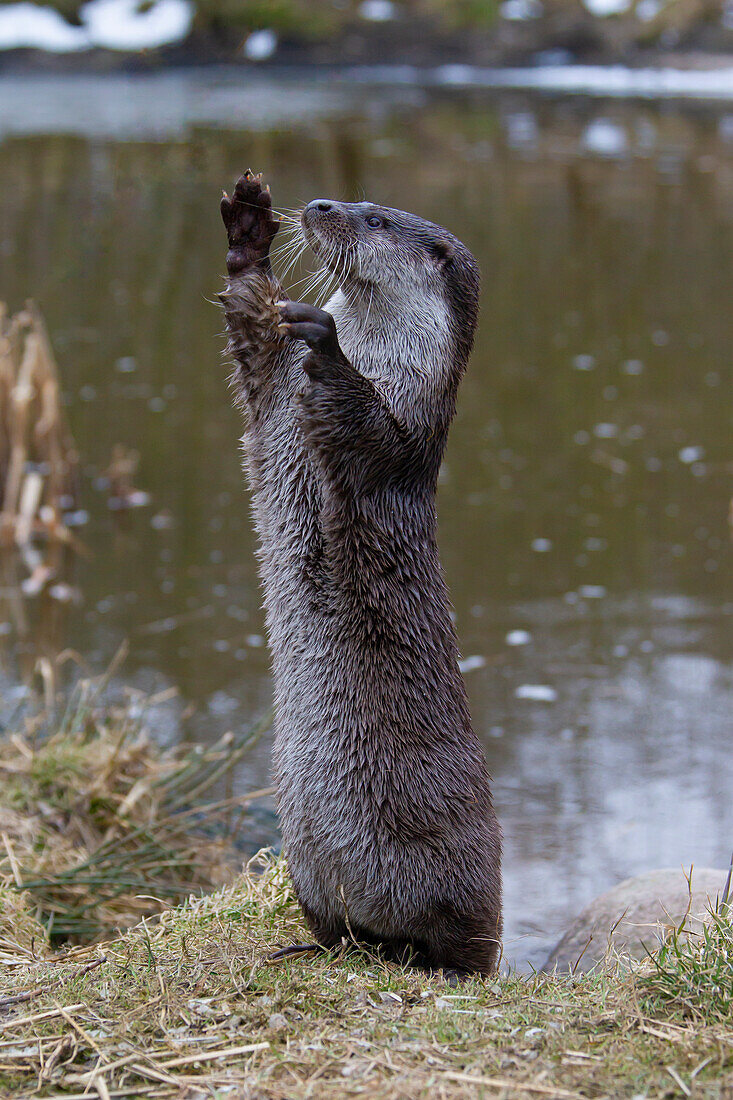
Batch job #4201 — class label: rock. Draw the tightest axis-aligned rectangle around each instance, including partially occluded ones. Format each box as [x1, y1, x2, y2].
[543, 867, 730, 974]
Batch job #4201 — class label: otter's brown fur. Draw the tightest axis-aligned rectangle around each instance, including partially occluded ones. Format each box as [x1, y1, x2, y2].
[219, 172, 502, 976]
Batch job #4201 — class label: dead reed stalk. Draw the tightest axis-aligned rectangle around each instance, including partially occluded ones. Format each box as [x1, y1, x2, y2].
[0, 301, 80, 587]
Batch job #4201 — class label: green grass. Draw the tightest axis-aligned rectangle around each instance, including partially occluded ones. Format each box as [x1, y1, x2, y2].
[2, 850, 733, 1098]
[640, 872, 733, 1025]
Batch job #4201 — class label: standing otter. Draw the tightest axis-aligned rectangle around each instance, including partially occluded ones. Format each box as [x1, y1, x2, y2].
[219, 172, 502, 976]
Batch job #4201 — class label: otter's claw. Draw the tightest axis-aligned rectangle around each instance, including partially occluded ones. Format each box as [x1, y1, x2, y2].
[221, 171, 280, 276]
[267, 942, 326, 962]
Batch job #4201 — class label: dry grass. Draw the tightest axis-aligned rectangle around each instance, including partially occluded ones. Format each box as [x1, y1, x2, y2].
[1, 849, 732, 1098]
[0, 669, 273, 943]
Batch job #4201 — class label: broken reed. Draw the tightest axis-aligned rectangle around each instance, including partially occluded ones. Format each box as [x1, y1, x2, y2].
[0, 301, 79, 550]
[0, 673, 273, 943]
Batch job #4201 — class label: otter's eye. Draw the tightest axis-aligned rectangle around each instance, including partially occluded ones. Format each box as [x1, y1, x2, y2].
[365, 216, 383, 229]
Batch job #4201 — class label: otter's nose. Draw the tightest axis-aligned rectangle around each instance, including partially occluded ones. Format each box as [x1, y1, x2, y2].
[305, 199, 336, 216]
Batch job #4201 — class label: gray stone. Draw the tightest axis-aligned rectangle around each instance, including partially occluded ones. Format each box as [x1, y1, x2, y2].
[267, 1013, 289, 1031]
[543, 868, 730, 974]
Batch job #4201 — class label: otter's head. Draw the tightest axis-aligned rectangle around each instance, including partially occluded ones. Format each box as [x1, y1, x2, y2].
[300, 199, 480, 361]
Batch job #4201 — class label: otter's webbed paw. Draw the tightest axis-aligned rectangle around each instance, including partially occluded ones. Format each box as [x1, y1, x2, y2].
[278, 301, 344, 380]
[221, 171, 280, 276]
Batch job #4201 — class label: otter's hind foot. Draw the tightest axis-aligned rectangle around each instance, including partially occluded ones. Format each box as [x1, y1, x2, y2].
[221, 171, 280, 275]
[437, 967, 470, 987]
[267, 942, 327, 962]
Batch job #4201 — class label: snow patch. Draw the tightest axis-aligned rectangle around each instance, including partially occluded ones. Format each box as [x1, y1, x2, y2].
[504, 110, 539, 147]
[515, 684, 558, 703]
[678, 445, 704, 464]
[84, 0, 193, 50]
[243, 29, 278, 61]
[583, 0, 631, 14]
[0, 0, 193, 53]
[433, 64, 733, 100]
[578, 585, 607, 599]
[359, 1, 397, 21]
[500, 0, 543, 20]
[0, 4, 87, 51]
[582, 117, 628, 156]
[636, 0, 662, 20]
[458, 655, 486, 674]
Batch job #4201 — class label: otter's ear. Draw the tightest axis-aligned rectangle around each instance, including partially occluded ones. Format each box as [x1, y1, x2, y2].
[430, 239, 455, 267]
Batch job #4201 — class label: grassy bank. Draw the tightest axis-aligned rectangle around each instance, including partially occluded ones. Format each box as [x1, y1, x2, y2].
[1, 687, 731, 1095]
[2, 849, 733, 1098]
[0, 670, 273, 942]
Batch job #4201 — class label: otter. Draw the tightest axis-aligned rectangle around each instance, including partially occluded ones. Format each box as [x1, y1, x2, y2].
[219, 172, 502, 976]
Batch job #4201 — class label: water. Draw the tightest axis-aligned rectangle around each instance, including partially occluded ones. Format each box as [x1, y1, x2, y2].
[1, 71, 731, 969]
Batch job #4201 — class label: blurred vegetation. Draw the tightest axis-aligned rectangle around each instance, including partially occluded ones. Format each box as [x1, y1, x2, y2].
[27, 0, 733, 54]
[191, 0, 340, 37]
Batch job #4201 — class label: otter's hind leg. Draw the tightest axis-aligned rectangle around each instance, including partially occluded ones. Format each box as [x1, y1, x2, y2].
[299, 901, 349, 952]
[268, 902, 347, 965]
[420, 909, 502, 978]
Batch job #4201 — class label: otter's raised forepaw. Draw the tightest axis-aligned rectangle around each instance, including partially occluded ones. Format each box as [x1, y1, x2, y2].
[221, 171, 280, 275]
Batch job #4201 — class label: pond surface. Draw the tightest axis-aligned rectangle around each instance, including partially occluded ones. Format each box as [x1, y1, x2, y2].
[1, 71, 731, 970]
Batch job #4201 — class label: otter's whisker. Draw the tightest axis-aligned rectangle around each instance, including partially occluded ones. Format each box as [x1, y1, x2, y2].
[270, 221, 303, 253]
[286, 261, 322, 287]
[364, 282, 375, 328]
[332, 245, 347, 291]
[303, 274, 328, 304]
[288, 270, 327, 303]
[315, 263, 340, 305]
[273, 245, 306, 283]
[335, 249, 353, 302]
[309, 270, 331, 305]
[272, 238, 304, 266]
[313, 242, 346, 305]
[299, 249, 336, 302]
[272, 227, 310, 285]
[271, 225, 300, 252]
[228, 197, 289, 220]
[278, 242, 309, 282]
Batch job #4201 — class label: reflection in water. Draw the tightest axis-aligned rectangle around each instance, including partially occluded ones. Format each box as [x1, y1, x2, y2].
[0, 80, 731, 968]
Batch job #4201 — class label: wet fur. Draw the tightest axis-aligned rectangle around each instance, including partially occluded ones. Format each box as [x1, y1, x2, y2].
[219, 176, 502, 975]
